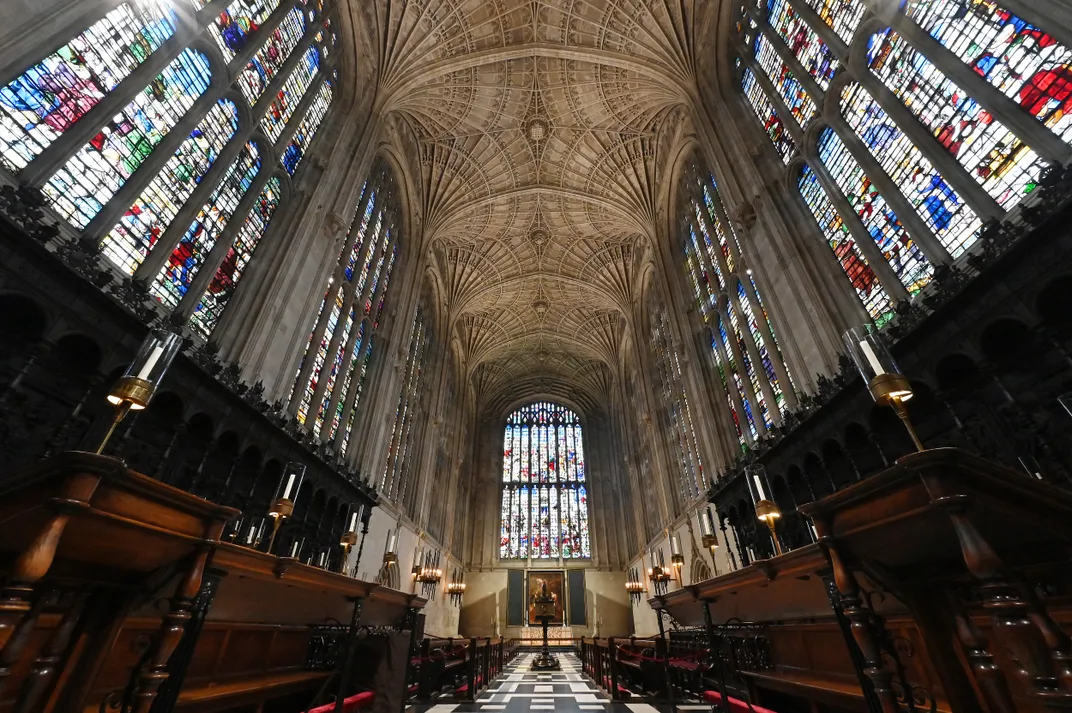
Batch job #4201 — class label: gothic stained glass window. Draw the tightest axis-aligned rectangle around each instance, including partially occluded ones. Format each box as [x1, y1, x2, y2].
[797, 166, 893, 322]
[260, 45, 321, 141]
[726, 300, 773, 429]
[840, 81, 982, 258]
[149, 140, 261, 309]
[905, 1, 1072, 148]
[500, 402, 590, 560]
[281, 80, 332, 174]
[43, 48, 212, 229]
[382, 311, 428, 502]
[188, 174, 282, 339]
[0, 0, 176, 171]
[205, 0, 281, 62]
[736, 280, 788, 412]
[800, 0, 865, 44]
[765, 0, 838, 89]
[742, 68, 797, 163]
[753, 32, 817, 129]
[100, 98, 239, 275]
[236, 5, 308, 105]
[650, 311, 705, 500]
[718, 316, 760, 440]
[867, 27, 1050, 210]
[817, 127, 933, 295]
[291, 165, 398, 450]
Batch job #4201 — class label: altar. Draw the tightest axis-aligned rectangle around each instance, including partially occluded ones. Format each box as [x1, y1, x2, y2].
[520, 626, 573, 643]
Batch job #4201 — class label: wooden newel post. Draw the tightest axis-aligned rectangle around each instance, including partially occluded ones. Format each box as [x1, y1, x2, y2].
[823, 542, 902, 713]
[130, 545, 213, 713]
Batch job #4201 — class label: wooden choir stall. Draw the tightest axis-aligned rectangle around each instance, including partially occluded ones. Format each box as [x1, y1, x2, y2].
[0, 452, 425, 713]
[588, 448, 1072, 713]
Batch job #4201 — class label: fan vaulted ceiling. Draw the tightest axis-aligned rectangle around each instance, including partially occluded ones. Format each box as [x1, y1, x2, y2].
[367, 1, 707, 414]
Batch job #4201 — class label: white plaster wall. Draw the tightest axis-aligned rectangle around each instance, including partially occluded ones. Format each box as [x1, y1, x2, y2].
[346, 500, 461, 637]
[629, 503, 739, 637]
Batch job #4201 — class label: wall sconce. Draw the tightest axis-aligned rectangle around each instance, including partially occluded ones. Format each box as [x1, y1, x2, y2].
[843, 325, 924, 452]
[267, 462, 305, 554]
[339, 503, 360, 575]
[746, 464, 782, 557]
[98, 330, 182, 453]
[625, 566, 646, 605]
[446, 567, 466, 606]
[416, 548, 443, 599]
[648, 546, 670, 596]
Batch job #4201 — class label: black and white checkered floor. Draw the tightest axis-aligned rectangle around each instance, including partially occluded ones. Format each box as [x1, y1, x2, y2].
[407, 652, 712, 713]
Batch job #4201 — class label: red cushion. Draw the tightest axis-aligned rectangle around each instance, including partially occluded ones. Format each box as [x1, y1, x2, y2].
[616, 684, 632, 698]
[308, 691, 375, 713]
[456, 684, 469, 695]
[703, 690, 777, 713]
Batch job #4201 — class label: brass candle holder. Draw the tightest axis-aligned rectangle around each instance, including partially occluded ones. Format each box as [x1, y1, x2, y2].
[844, 326, 924, 452]
[339, 503, 361, 575]
[266, 462, 305, 554]
[746, 464, 783, 557]
[98, 331, 182, 453]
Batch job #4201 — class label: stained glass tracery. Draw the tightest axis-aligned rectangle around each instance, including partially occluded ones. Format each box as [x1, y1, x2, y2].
[291, 165, 398, 450]
[500, 402, 590, 560]
[0, 0, 335, 342]
[0, 1, 177, 171]
[741, 0, 1072, 322]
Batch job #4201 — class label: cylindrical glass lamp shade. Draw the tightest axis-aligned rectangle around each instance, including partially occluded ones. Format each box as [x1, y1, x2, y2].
[744, 464, 773, 505]
[108, 330, 182, 408]
[344, 504, 361, 535]
[699, 508, 715, 538]
[669, 534, 682, 557]
[843, 326, 913, 403]
[274, 463, 306, 503]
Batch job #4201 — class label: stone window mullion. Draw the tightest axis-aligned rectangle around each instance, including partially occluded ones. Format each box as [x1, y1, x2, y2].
[172, 164, 284, 321]
[18, 6, 205, 187]
[798, 153, 911, 302]
[880, 8, 1072, 165]
[823, 111, 952, 265]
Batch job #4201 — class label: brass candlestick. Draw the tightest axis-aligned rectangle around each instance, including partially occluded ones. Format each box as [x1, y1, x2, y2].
[844, 326, 925, 453]
[97, 331, 182, 453]
[266, 497, 294, 554]
[869, 372, 924, 452]
[756, 499, 783, 557]
[97, 376, 154, 453]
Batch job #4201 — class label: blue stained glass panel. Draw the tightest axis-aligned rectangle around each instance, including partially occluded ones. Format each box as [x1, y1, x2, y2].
[817, 128, 933, 295]
[868, 27, 1049, 210]
[205, 0, 280, 62]
[281, 80, 332, 174]
[150, 140, 260, 309]
[44, 49, 212, 228]
[841, 81, 982, 257]
[101, 98, 239, 275]
[0, 0, 176, 171]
